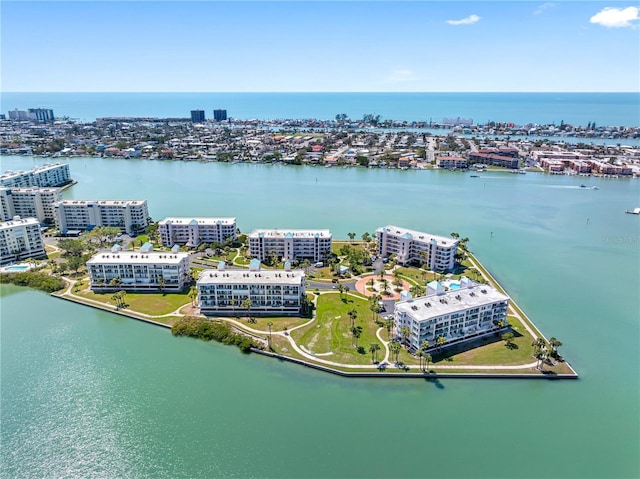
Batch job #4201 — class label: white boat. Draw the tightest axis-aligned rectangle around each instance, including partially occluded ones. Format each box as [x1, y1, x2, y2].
[625, 208, 640, 215]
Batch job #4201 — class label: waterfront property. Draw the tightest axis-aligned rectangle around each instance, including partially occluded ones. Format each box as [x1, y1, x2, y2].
[376, 225, 458, 270]
[436, 156, 468, 169]
[0, 186, 61, 223]
[87, 250, 190, 292]
[0, 216, 46, 265]
[0, 162, 70, 188]
[467, 151, 520, 169]
[158, 217, 237, 248]
[197, 267, 306, 316]
[248, 228, 332, 263]
[394, 277, 510, 352]
[54, 199, 149, 235]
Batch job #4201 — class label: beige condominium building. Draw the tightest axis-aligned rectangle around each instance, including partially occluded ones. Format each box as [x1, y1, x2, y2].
[394, 277, 510, 352]
[0, 216, 46, 264]
[54, 200, 149, 235]
[158, 217, 237, 248]
[248, 229, 332, 263]
[376, 225, 458, 271]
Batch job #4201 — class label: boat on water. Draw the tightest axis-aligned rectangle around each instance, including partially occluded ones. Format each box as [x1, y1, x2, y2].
[470, 175, 480, 178]
[625, 207, 640, 215]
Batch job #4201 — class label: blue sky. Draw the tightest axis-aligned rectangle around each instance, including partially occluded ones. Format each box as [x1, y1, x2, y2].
[1, 1, 638, 92]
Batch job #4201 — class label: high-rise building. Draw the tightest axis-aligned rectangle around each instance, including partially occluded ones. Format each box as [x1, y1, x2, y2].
[8, 109, 29, 121]
[28, 108, 55, 122]
[0, 216, 46, 264]
[190, 110, 205, 123]
[213, 109, 227, 121]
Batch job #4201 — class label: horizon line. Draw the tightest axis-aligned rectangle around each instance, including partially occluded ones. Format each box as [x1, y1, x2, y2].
[3, 91, 639, 95]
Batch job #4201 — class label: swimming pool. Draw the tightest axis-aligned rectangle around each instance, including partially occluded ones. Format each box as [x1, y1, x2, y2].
[5, 265, 30, 272]
[449, 283, 461, 291]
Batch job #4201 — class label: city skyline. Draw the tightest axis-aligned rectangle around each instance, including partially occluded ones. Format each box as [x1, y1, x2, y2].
[1, 1, 639, 92]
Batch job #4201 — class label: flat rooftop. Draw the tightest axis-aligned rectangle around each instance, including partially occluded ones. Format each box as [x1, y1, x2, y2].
[0, 216, 40, 229]
[198, 269, 305, 285]
[377, 225, 457, 247]
[159, 217, 236, 226]
[87, 251, 188, 265]
[249, 229, 331, 239]
[396, 283, 509, 321]
[57, 199, 147, 206]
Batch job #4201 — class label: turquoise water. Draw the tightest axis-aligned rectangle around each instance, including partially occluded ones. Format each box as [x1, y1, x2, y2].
[2, 92, 639, 126]
[1, 156, 639, 478]
[4, 265, 29, 271]
[449, 283, 461, 291]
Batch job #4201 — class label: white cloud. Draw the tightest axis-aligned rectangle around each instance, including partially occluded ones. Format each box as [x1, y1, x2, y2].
[590, 6, 639, 28]
[534, 3, 555, 15]
[386, 70, 418, 83]
[446, 14, 481, 26]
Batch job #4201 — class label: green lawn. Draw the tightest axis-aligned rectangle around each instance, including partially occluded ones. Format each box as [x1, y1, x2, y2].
[235, 314, 312, 333]
[76, 286, 196, 316]
[291, 292, 383, 365]
[331, 240, 368, 255]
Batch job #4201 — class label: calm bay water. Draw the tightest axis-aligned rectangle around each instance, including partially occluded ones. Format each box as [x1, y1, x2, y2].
[1, 155, 639, 478]
[2, 92, 639, 126]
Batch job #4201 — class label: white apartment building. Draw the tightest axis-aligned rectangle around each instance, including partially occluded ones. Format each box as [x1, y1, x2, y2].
[87, 251, 190, 292]
[55, 200, 149, 235]
[0, 187, 62, 223]
[248, 229, 332, 263]
[198, 268, 306, 316]
[394, 277, 510, 352]
[0, 163, 71, 188]
[158, 217, 237, 248]
[376, 225, 458, 271]
[0, 216, 46, 264]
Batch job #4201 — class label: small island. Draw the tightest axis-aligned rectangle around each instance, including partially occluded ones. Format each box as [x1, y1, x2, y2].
[2, 216, 577, 379]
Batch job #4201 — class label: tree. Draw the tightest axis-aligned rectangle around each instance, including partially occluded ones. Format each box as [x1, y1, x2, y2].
[385, 317, 395, 339]
[351, 325, 363, 347]
[436, 335, 446, 352]
[369, 343, 381, 363]
[390, 341, 401, 363]
[241, 298, 253, 323]
[348, 308, 358, 328]
[189, 288, 198, 307]
[549, 337, 563, 357]
[361, 232, 371, 243]
[267, 321, 273, 349]
[420, 341, 430, 371]
[424, 353, 432, 373]
[158, 276, 166, 294]
[501, 332, 515, 349]
[337, 283, 345, 300]
[417, 350, 424, 370]
[450, 232, 460, 239]
[400, 326, 411, 345]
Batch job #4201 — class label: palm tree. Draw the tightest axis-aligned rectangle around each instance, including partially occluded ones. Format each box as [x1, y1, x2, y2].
[436, 335, 446, 352]
[267, 321, 273, 349]
[348, 308, 358, 328]
[400, 326, 411, 346]
[344, 285, 350, 297]
[417, 350, 424, 370]
[189, 288, 198, 307]
[369, 343, 381, 363]
[389, 341, 401, 363]
[351, 325, 363, 347]
[381, 279, 390, 295]
[347, 232, 356, 242]
[549, 337, 563, 357]
[385, 317, 395, 339]
[158, 276, 166, 294]
[424, 353, 432, 373]
[337, 283, 344, 300]
[450, 232, 460, 239]
[241, 298, 253, 323]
